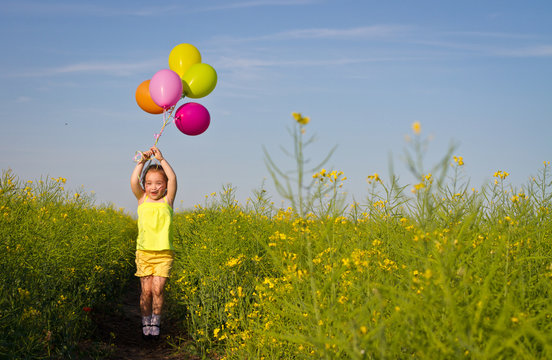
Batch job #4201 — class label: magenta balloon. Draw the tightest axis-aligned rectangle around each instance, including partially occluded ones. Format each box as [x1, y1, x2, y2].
[174, 102, 210, 136]
[149, 69, 183, 109]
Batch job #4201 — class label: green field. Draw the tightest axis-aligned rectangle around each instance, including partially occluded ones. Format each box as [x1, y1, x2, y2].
[1, 121, 551, 359]
[167, 162, 552, 359]
[0, 171, 136, 358]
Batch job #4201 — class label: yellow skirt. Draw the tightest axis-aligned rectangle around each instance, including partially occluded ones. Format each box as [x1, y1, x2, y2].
[135, 250, 175, 278]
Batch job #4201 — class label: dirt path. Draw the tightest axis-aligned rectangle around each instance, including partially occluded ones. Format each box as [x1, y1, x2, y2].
[89, 278, 199, 360]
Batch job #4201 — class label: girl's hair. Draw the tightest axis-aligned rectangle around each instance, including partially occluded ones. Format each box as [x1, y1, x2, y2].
[141, 164, 168, 188]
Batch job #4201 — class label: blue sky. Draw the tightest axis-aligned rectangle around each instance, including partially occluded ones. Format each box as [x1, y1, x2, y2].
[1, 0, 551, 213]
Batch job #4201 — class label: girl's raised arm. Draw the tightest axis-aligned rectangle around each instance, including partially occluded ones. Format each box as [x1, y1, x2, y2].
[130, 151, 151, 201]
[151, 146, 177, 207]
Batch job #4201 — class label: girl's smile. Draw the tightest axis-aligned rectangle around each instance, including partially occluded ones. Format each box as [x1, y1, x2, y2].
[144, 171, 167, 200]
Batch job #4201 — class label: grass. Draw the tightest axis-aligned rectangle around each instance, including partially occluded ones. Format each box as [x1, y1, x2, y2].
[0, 170, 136, 358]
[2, 117, 551, 359]
[165, 118, 552, 359]
[166, 169, 552, 359]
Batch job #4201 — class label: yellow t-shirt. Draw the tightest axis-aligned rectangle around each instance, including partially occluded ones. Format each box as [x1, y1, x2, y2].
[136, 196, 174, 251]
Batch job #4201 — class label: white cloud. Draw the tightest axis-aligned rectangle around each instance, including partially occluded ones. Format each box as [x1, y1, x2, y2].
[0, 0, 317, 17]
[5, 58, 164, 78]
[216, 55, 417, 70]
[444, 31, 535, 40]
[199, 0, 318, 11]
[494, 45, 552, 57]
[268, 25, 411, 40]
[403, 29, 552, 59]
[213, 25, 411, 44]
[411, 38, 552, 58]
[15, 96, 32, 103]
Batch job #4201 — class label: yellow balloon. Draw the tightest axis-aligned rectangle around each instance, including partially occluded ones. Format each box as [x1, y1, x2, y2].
[182, 63, 217, 98]
[168, 43, 201, 78]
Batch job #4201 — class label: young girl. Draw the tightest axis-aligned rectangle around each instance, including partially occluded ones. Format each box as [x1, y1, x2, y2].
[130, 146, 177, 340]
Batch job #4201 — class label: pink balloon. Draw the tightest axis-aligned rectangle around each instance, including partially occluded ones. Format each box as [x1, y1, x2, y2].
[174, 102, 210, 136]
[149, 69, 183, 109]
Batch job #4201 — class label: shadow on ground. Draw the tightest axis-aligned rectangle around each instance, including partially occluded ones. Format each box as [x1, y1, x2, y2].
[82, 278, 201, 360]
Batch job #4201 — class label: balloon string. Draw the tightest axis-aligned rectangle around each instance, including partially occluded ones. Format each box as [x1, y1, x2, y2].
[154, 106, 176, 146]
[133, 106, 176, 163]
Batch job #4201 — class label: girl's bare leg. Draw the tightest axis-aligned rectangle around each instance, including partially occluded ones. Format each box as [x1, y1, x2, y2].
[152, 276, 167, 315]
[150, 276, 167, 337]
[140, 275, 154, 316]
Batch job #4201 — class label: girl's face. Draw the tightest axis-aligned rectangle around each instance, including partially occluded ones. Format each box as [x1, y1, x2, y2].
[144, 170, 167, 200]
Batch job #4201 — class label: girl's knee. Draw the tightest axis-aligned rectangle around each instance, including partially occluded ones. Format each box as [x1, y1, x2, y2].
[141, 287, 153, 297]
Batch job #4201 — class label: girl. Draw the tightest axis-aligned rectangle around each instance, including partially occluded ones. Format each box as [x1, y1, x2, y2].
[130, 146, 177, 340]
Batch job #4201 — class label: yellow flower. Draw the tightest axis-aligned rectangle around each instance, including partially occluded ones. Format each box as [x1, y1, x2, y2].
[453, 156, 464, 166]
[412, 121, 421, 135]
[313, 168, 331, 180]
[226, 255, 244, 267]
[411, 182, 425, 193]
[292, 112, 310, 125]
[57, 294, 67, 305]
[493, 170, 509, 180]
[341, 258, 350, 267]
[22, 307, 41, 319]
[263, 277, 275, 288]
[18, 288, 30, 298]
[366, 173, 381, 184]
[424, 269, 432, 279]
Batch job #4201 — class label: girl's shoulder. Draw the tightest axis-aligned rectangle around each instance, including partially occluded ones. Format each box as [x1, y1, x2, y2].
[139, 195, 173, 208]
[137, 193, 148, 206]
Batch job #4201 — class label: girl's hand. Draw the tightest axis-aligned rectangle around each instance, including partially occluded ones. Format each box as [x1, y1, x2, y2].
[150, 146, 164, 161]
[140, 150, 153, 163]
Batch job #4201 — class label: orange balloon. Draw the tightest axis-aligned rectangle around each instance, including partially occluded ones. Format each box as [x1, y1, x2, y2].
[135, 80, 164, 114]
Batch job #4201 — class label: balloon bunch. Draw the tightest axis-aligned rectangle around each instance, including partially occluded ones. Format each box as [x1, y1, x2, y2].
[134, 43, 217, 161]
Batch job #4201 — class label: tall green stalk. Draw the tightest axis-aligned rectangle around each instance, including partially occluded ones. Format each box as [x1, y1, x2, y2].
[263, 112, 336, 217]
